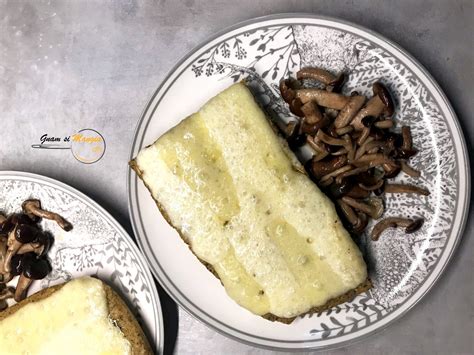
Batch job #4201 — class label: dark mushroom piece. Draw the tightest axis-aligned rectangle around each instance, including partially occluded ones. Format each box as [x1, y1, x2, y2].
[295, 89, 351, 110]
[371, 217, 424, 241]
[374, 119, 394, 129]
[382, 161, 401, 178]
[334, 95, 366, 128]
[351, 212, 369, 235]
[350, 82, 394, 130]
[356, 127, 371, 146]
[350, 96, 385, 130]
[289, 98, 305, 117]
[315, 130, 348, 147]
[0, 214, 6, 234]
[14, 257, 51, 302]
[395, 126, 418, 159]
[296, 67, 337, 85]
[346, 185, 371, 199]
[384, 183, 430, 196]
[341, 196, 384, 219]
[400, 161, 421, 178]
[284, 121, 298, 138]
[335, 165, 372, 184]
[359, 179, 385, 191]
[401, 126, 413, 150]
[329, 178, 354, 198]
[335, 126, 354, 136]
[372, 82, 394, 117]
[405, 218, 424, 233]
[355, 140, 384, 160]
[310, 155, 347, 180]
[0, 286, 15, 311]
[320, 165, 353, 184]
[331, 147, 348, 156]
[17, 241, 46, 256]
[22, 199, 73, 231]
[279, 78, 300, 103]
[287, 130, 307, 150]
[4, 224, 40, 273]
[0, 236, 9, 282]
[301, 101, 323, 124]
[337, 199, 359, 226]
[353, 153, 393, 168]
[327, 73, 346, 93]
[0, 286, 14, 301]
[300, 102, 330, 135]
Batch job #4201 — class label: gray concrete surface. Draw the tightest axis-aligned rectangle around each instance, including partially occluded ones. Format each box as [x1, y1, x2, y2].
[0, 0, 472, 354]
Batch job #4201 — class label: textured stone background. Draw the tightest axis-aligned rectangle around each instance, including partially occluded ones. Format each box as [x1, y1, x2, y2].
[0, 1, 472, 354]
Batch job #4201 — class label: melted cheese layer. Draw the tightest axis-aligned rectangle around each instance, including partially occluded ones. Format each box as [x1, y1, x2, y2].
[136, 83, 367, 318]
[0, 277, 131, 355]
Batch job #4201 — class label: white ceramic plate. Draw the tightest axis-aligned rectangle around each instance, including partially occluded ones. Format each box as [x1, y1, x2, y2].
[0, 171, 164, 354]
[128, 14, 470, 351]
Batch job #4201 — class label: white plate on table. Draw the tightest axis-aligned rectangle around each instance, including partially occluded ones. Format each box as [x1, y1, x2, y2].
[128, 14, 470, 351]
[0, 171, 164, 354]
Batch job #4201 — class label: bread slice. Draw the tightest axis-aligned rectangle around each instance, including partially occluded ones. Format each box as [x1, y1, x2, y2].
[131, 83, 370, 322]
[0, 277, 152, 355]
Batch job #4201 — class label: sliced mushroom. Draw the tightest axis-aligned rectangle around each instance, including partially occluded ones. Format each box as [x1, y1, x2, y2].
[346, 185, 371, 199]
[14, 273, 33, 302]
[14, 257, 51, 302]
[396, 126, 417, 158]
[328, 178, 354, 198]
[289, 98, 305, 117]
[22, 199, 73, 231]
[335, 165, 372, 184]
[405, 218, 424, 233]
[335, 126, 354, 136]
[384, 183, 430, 196]
[350, 96, 386, 130]
[334, 95, 366, 128]
[316, 130, 348, 147]
[310, 155, 347, 179]
[382, 162, 401, 178]
[284, 120, 298, 138]
[401, 161, 421, 178]
[372, 82, 394, 117]
[4, 226, 22, 273]
[295, 89, 350, 110]
[401, 126, 413, 150]
[17, 242, 46, 256]
[0, 286, 15, 311]
[353, 153, 393, 168]
[356, 127, 371, 146]
[0, 286, 15, 301]
[0, 236, 8, 281]
[297, 67, 336, 85]
[342, 196, 384, 219]
[355, 139, 383, 160]
[374, 119, 394, 129]
[327, 73, 346, 93]
[337, 199, 359, 226]
[300, 100, 323, 124]
[371, 217, 423, 241]
[331, 147, 348, 156]
[359, 179, 385, 191]
[320, 165, 353, 184]
[279, 78, 299, 103]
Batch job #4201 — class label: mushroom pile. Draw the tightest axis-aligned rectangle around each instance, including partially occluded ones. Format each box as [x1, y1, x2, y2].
[0, 199, 72, 309]
[279, 67, 429, 240]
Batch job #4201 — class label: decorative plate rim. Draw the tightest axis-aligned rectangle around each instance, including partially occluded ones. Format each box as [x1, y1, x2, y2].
[0, 170, 165, 355]
[127, 13, 471, 351]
